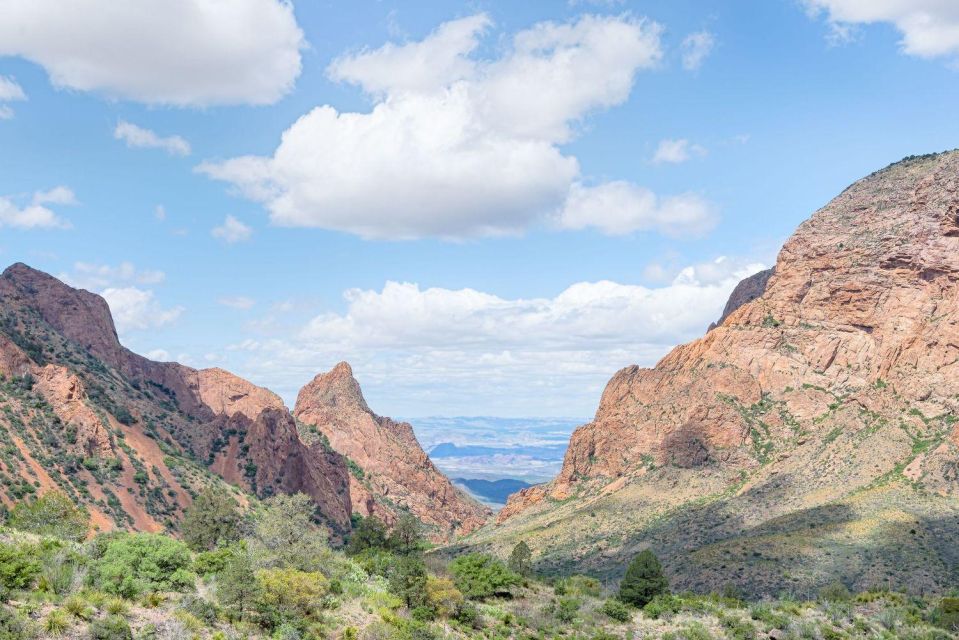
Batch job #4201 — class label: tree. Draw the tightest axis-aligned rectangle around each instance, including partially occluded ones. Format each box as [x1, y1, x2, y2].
[181, 488, 242, 551]
[618, 549, 669, 607]
[254, 567, 328, 627]
[250, 493, 329, 571]
[8, 492, 88, 542]
[217, 546, 261, 621]
[388, 555, 428, 609]
[346, 515, 388, 555]
[425, 576, 463, 618]
[388, 513, 424, 556]
[508, 541, 532, 577]
[448, 554, 520, 600]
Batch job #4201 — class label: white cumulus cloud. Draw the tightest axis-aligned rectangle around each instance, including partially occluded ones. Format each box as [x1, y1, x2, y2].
[0, 187, 76, 229]
[558, 182, 716, 236]
[114, 121, 191, 156]
[225, 258, 766, 415]
[101, 287, 184, 333]
[0, 0, 305, 106]
[804, 0, 959, 60]
[200, 14, 715, 240]
[212, 215, 252, 243]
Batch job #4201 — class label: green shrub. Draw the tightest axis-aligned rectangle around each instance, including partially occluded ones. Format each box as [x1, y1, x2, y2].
[180, 594, 218, 625]
[557, 575, 601, 598]
[818, 581, 852, 603]
[91, 533, 194, 598]
[193, 546, 235, 576]
[89, 615, 133, 640]
[0, 605, 35, 640]
[8, 492, 88, 542]
[0, 543, 40, 590]
[449, 554, 520, 600]
[601, 598, 632, 622]
[619, 549, 669, 607]
[556, 597, 581, 623]
[643, 594, 684, 619]
[934, 597, 959, 631]
[254, 567, 328, 628]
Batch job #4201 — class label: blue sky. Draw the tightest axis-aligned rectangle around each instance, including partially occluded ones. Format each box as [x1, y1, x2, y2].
[1, 0, 958, 417]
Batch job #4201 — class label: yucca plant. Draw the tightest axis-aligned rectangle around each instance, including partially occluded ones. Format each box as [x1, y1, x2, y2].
[43, 609, 71, 636]
[63, 594, 93, 620]
[105, 596, 129, 617]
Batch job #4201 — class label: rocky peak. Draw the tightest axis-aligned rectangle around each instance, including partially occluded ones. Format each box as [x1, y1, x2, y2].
[294, 362, 490, 539]
[297, 361, 372, 415]
[0, 262, 124, 365]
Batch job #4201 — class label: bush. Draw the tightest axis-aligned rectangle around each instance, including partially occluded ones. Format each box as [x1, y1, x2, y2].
[818, 581, 851, 603]
[643, 593, 684, 620]
[556, 597, 581, 623]
[89, 616, 132, 640]
[618, 549, 669, 607]
[425, 576, 463, 618]
[254, 567, 328, 627]
[91, 533, 194, 598]
[934, 597, 959, 632]
[8, 492, 88, 542]
[449, 554, 520, 600]
[0, 543, 40, 590]
[193, 546, 235, 576]
[601, 598, 632, 623]
[0, 605, 35, 640]
[180, 594, 218, 625]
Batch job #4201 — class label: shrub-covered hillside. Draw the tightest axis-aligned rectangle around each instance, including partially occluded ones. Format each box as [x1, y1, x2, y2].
[0, 491, 957, 639]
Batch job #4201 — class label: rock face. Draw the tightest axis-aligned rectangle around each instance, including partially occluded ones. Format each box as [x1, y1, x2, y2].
[0, 264, 351, 534]
[481, 152, 959, 596]
[707, 267, 774, 331]
[294, 362, 490, 539]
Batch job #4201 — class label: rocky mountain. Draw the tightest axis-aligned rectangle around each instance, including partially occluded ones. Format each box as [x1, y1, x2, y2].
[0, 264, 351, 534]
[458, 151, 959, 597]
[294, 363, 490, 539]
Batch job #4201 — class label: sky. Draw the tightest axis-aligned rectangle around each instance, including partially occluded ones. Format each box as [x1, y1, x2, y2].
[1, 0, 958, 418]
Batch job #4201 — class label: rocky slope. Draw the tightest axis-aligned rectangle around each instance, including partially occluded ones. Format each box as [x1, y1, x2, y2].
[460, 151, 959, 597]
[294, 363, 490, 539]
[0, 264, 351, 535]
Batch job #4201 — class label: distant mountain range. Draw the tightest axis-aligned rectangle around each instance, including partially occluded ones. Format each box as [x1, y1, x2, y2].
[430, 442, 567, 460]
[453, 478, 532, 506]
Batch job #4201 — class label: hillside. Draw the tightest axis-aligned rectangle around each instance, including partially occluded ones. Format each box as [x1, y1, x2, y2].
[455, 151, 959, 597]
[0, 264, 348, 534]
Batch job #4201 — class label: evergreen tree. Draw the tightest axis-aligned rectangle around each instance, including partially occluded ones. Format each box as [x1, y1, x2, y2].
[389, 555, 428, 608]
[181, 488, 242, 551]
[217, 547, 261, 621]
[347, 515, 388, 554]
[618, 549, 669, 607]
[388, 513, 424, 556]
[508, 541, 532, 577]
